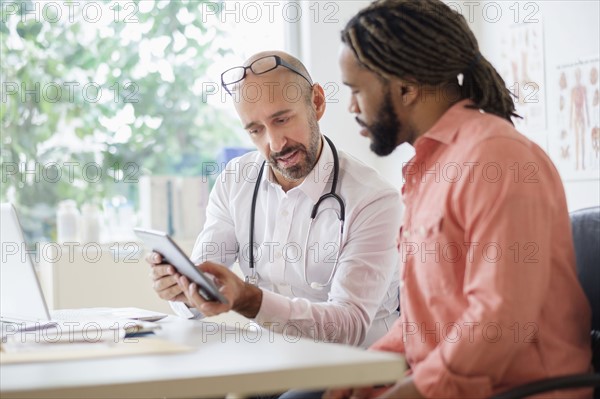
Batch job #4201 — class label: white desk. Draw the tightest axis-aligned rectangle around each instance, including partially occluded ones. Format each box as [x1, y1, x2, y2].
[1, 317, 405, 398]
[36, 242, 255, 327]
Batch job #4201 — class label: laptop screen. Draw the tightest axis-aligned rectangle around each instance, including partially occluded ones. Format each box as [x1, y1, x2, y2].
[0, 203, 51, 323]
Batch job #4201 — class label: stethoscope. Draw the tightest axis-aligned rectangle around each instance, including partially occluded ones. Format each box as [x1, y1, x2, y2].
[246, 135, 346, 290]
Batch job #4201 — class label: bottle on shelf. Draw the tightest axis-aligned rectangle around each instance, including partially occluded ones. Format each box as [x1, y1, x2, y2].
[80, 203, 101, 244]
[56, 200, 80, 243]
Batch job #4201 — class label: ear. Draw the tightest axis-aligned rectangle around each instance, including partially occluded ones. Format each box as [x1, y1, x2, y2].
[311, 83, 327, 120]
[392, 80, 419, 107]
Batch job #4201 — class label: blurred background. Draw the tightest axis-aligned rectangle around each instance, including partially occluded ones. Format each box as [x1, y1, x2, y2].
[1, 0, 599, 246]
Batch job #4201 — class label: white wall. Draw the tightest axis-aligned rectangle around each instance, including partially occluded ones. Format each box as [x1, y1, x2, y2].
[471, 0, 600, 211]
[539, 1, 599, 212]
[297, 1, 382, 168]
[298, 1, 600, 210]
[296, 1, 418, 189]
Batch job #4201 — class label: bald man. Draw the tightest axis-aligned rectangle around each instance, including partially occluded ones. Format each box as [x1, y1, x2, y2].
[147, 51, 401, 347]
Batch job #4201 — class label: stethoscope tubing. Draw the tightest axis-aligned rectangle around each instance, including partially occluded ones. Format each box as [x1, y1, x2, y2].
[247, 135, 345, 288]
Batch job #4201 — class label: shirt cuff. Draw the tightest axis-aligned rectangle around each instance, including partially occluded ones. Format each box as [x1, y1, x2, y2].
[169, 301, 204, 320]
[412, 348, 492, 399]
[254, 289, 291, 328]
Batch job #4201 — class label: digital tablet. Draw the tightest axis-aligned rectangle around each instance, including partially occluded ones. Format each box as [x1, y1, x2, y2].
[134, 228, 228, 304]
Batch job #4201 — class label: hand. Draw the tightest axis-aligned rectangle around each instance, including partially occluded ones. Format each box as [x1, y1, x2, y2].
[177, 261, 263, 318]
[146, 251, 188, 304]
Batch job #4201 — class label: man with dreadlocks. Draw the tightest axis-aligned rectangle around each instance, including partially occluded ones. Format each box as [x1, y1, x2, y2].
[305, 0, 591, 398]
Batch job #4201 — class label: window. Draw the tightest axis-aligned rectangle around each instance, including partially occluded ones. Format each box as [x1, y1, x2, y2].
[0, 0, 288, 242]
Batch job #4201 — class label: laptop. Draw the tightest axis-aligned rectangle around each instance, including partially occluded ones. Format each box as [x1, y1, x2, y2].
[0, 203, 167, 340]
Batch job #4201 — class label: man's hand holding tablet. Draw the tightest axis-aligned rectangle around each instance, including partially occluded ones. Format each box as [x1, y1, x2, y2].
[135, 228, 228, 305]
[177, 261, 263, 318]
[139, 228, 264, 318]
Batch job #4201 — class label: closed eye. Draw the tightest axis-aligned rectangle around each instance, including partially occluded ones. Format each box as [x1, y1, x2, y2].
[247, 126, 263, 135]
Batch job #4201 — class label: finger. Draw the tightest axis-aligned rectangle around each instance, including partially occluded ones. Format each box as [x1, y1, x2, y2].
[145, 251, 164, 265]
[170, 292, 189, 303]
[149, 264, 176, 280]
[150, 270, 185, 300]
[156, 282, 186, 301]
[198, 262, 230, 279]
[177, 274, 192, 299]
[179, 276, 231, 316]
[178, 275, 207, 307]
[153, 274, 178, 292]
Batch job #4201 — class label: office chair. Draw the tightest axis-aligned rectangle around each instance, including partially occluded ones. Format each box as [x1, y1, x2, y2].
[492, 206, 600, 399]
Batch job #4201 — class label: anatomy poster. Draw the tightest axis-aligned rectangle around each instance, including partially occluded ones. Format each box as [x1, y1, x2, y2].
[497, 22, 547, 146]
[549, 57, 600, 179]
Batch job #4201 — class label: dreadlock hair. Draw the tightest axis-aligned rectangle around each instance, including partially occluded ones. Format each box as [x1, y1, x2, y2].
[341, 0, 520, 124]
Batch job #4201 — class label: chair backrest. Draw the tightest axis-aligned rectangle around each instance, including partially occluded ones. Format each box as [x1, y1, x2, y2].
[570, 206, 600, 373]
[571, 206, 600, 330]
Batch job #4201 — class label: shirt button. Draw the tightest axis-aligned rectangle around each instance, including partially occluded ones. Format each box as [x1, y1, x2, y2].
[281, 210, 289, 217]
[275, 252, 283, 260]
[418, 226, 426, 237]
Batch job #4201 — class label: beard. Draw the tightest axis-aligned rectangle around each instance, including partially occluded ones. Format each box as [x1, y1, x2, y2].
[357, 88, 401, 156]
[269, 110, 321, 182]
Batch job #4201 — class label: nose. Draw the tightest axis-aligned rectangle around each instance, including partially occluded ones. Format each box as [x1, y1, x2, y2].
[348, 96, 359, 114]
[267, 130, 287, 153]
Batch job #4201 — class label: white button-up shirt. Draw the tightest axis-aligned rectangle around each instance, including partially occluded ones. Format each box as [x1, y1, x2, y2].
[172, 138, 401, 347]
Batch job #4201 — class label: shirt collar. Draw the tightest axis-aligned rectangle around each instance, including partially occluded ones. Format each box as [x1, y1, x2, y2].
[417, 99, 475, 146]
[263, 135, 334, 204]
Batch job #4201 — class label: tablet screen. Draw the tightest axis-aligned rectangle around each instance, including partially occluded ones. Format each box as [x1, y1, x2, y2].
[134, 228, 228, 304]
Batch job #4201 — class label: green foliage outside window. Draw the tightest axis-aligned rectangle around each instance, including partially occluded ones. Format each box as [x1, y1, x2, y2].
[0, 0, 242, 241]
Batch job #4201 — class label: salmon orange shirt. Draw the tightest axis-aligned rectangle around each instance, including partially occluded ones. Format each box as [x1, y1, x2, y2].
[371, 100, 592, 398]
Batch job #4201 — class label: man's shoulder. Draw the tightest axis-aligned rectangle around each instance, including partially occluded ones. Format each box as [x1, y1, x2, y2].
[448, 113, 562, 192]
[453, 113, 546, 162]
[457, 111, 513, 137]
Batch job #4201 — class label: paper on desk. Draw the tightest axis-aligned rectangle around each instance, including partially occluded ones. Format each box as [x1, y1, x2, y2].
[2, 318, 159, 344]
[0, 338, 191, 364]
[3, 319, 129, 344]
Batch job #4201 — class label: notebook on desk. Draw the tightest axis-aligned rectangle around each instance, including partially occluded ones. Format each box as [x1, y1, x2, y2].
[0, 203, 167, 340]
